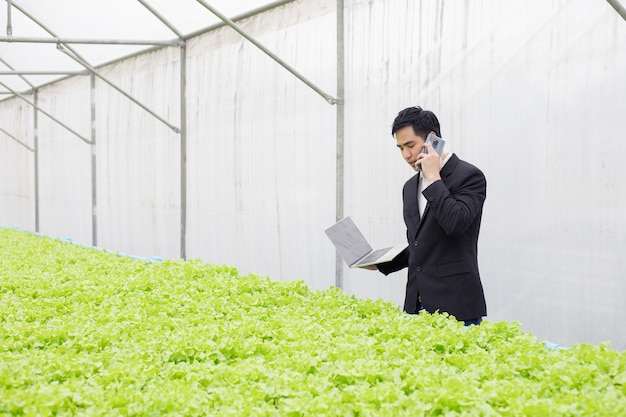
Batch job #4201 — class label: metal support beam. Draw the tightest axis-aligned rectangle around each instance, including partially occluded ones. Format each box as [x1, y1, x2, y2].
[90, 73, 97, 247]
[0, 80, 91, 144]
[607, 0, 626, 21]
[0, 70, 86, 75]
[137, 0, 187, 259]
[6, 0, 12, 36]
[195, 0, 339, 105]
[179, 44, 187, 260]
[57, 44, 181, 133]
[34, 90, 39, 232]
[183, 0, 296, 41]
[0, 36, 182, 46]
[0, 126, 34, 151]
[8, 1, 181, 133]
[137, 0, 184, 39]
[0, 56, 36, 91]
[335, 0, 345, 289]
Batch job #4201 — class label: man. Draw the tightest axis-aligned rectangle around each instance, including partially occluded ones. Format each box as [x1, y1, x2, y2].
[371, 106, 487, 325]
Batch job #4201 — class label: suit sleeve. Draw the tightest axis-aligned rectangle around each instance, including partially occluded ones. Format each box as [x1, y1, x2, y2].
[421, 167, 486, 236]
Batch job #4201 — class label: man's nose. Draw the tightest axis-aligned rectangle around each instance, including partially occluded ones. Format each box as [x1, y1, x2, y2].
[403, 149, 411, 159]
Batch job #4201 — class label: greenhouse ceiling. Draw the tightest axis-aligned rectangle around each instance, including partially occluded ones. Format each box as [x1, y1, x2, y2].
[0, 0, 293, 96]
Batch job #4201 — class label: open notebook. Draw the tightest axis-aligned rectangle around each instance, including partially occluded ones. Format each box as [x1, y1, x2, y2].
[325, 216, 407, 268]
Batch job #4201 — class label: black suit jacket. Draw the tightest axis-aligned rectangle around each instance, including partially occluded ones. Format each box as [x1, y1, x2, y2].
[378, 154, 487, 320]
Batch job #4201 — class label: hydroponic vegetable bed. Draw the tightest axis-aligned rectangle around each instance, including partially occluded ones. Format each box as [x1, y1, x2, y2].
[0, 228, 625, 416]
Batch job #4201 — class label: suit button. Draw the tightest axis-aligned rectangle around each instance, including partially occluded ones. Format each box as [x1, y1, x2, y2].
[416, 266, 422, 272]
[413, 241, 419, 247]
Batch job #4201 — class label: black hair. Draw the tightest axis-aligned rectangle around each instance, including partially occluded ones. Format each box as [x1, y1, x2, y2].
[391, 106, 441, 138]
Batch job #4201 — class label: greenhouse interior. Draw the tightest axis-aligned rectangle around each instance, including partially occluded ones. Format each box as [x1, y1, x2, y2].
[1, 0, 626, 414]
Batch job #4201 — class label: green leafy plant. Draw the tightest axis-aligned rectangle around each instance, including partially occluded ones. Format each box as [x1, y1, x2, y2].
[0, 228, 625, 416]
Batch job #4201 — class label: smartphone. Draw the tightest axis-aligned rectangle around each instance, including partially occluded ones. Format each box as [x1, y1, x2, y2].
[417, 133, 446, 171]
[424, 133, 445, 155]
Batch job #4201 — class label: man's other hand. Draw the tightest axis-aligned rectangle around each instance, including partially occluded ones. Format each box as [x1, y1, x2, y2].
[360, 264, 379, 271]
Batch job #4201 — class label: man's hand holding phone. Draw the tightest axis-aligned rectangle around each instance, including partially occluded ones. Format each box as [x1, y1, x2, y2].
[415, 133, 446, 181]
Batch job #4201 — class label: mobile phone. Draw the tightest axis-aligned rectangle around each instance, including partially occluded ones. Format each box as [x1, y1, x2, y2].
[417, 133, 446, 171]
[424, 133, 445, 156]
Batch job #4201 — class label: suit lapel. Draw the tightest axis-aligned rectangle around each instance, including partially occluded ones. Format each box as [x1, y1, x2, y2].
[414, 175, 426, 238]
[415, 190, 427, 238]
[405, 174, 421, 233]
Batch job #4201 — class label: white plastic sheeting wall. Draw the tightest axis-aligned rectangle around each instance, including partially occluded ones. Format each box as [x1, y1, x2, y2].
[0, 98, 34, 227]
[184, 1, 337, 288]
[95, 47, 182, 259]
[1, 0, 625, 349]
[36, 78, 92, 243]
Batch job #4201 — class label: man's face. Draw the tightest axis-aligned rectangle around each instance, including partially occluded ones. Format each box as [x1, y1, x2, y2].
[395, 125, 425, 171]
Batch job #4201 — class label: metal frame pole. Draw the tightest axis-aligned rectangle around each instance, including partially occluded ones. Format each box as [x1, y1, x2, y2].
[33, 90, 39, 232]
[0, 80, 91, 144]
[0, 56, 36, 91]
[607, 0, 626, 21]
[0, 127, 34, 151]
[195, 0, 338, 105]
[137, 0, 184, 38]
[6, 0, 12, 36]
[0, 36, 181, 46]
[57, 45, 181, 134]
[335, 0, 345, 289]
[8, 1, 180, 133]
[0, 71, 86, 75]
[179, 44, 187, 260]
[90, 73, 97, 247]
[136, 0, 187, 260]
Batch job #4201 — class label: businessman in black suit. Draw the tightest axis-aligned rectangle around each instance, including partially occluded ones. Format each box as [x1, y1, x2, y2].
[372, 106, 487, 325]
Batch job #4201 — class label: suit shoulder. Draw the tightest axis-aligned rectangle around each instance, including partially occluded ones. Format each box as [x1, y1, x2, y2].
[455, 157, 485, 179]
[402, 173, 420, 189]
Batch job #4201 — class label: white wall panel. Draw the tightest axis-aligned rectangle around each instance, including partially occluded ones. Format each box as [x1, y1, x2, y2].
[95, 47, 182, 259]
[0, 98, 35, 229]
[36, 77, 92, 243]
[185, 0, 337, 291]
[474, 1, 626, 349]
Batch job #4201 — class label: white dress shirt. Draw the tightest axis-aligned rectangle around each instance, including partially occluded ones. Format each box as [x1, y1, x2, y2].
[418, 152, 454, 218]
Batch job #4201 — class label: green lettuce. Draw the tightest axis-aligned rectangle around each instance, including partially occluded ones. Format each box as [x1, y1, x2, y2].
[0, 228, 625, 416]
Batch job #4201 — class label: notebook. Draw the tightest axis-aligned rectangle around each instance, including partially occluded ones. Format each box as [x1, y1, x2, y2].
[325, 216, 407, 268]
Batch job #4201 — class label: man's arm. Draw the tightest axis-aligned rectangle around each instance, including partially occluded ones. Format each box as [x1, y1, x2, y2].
[422, 167, 486, 236]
